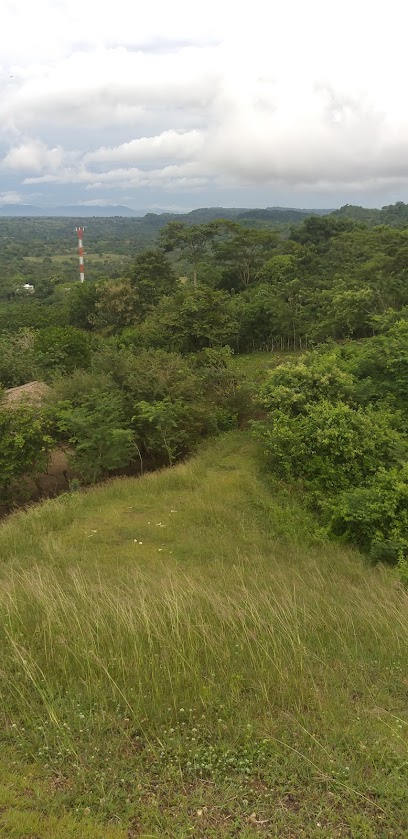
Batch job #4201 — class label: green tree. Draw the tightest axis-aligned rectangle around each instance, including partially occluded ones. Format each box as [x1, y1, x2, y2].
[34, 276, 57, 301]
[132, 397, 215, 466]
[67, 281, 99, 330]
[0, 329, 40, 388]
[129, 249, 177, 313]
[258, 353, 356, 417]
[0, 405, 54, 505]
[140, 286, 238, 353]
[55, 391, 136, 483]
[160, 221, 219, 286]
[213, 222, 278, 289]
[291, 215, 356, 251]
[34, 326, 91, 375]
[90, 279, 139, 334]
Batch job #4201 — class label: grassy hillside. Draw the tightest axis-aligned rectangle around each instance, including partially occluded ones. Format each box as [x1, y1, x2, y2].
[1, 433, 408, 837]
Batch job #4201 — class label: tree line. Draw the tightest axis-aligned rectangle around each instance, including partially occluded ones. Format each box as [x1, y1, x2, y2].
[2, 209, 408, 580]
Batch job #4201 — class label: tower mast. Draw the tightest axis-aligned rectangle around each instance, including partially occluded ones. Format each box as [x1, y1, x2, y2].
[75, 226, 85, 283]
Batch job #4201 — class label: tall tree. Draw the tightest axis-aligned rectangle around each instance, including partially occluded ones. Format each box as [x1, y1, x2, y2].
[159, 222, 219, 286]
[213, 222, 278, 289]
[129, 249, 176, 313]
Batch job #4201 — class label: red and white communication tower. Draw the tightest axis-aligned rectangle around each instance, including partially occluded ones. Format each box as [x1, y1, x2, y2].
[75, 226, 85, 283]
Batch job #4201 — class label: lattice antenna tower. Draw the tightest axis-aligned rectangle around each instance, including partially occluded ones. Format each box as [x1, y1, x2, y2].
[75, 226, 85, 283]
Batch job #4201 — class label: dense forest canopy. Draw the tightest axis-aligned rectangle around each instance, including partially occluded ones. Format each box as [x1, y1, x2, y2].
[2, 201, 408, 579]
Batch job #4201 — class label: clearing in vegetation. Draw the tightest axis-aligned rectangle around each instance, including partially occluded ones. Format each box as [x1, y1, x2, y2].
[1, 432, 407, 837]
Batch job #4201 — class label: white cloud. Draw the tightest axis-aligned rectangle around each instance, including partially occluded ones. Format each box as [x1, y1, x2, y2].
[2, 0, 408, 203]
[77, 199, 127, 207]
[24, 160, 209, 192]
[0, 46, 221, 131]
[0, 191, 24, 204]
[85, 130, 204, 166]
[2, 139, 65, 172]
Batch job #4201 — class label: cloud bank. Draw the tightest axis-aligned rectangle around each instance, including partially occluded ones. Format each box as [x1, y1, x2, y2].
[1, 0, 408, 207]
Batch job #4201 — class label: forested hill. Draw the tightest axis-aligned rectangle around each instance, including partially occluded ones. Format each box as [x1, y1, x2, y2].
[0, 204, 329, 250]
[333, 200, 408, 226]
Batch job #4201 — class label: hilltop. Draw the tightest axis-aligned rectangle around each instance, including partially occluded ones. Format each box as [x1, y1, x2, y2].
[1, 432, 407, 837]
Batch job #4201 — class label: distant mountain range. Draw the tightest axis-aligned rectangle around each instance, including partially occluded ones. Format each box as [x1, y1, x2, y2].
[0, 204, 336, 219]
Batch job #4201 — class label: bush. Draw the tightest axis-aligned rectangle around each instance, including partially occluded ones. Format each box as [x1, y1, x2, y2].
[50, 345, 246, 477]
[0, 405, 54, 504]
[343, 320, 408, 415]
[0, 301, 68, 332]
[132, 397, 217, 466]
[91, 347, 201, 404]
[55, 391, 135, 483]
[258, 352, 356, 417]
[328, 465, 408, 565]
[0, 329, 40, 388]
[90, 279, 139, 334]
[254, 401, 406, 500]
[139, 286, 238, 353]
[34, 326, 92, 376]
[192, 347, 253, 427]
[67, 281, 99, 330]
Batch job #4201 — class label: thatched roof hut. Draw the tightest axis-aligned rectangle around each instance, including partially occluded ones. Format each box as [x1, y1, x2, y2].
[3, 381, 51, 408]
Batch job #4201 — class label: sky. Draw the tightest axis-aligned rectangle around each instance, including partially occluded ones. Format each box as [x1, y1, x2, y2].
[1, 0, 408, 211]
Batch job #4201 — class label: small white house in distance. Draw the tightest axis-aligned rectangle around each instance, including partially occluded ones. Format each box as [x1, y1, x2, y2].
[22, 283, 34, 293]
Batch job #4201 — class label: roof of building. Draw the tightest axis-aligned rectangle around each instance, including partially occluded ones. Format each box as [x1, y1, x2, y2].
[3, 381, 51, 407]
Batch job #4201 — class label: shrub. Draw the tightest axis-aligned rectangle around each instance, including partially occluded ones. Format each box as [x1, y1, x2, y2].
[0, 329, 40, 388]
[254, 401, 406, 500]
[0, 405, 54, 504]
[55, 391, 136, 483]
[34, 326, 91, 376]
[328, 465, 408, 565]
[139, 286, 238, 353]
[67, 281, 99, 330]
[258, 352, 356, 417]
[0, 301, 68, 332]
[132, 397, 217, 466]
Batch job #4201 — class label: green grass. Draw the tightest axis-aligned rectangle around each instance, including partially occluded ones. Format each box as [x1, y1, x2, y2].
[230, 351, 302, 382]
[1, 433, 408, 837]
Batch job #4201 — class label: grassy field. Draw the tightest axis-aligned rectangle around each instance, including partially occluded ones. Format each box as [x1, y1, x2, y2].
[0, 432, 407, 837]
[230, 351, 303, 382]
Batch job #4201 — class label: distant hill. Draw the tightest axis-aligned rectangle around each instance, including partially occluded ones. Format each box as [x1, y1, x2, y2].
[52, 205, 137, 217]
[0, 204, 45, 216]
[0, 204, 335, 220]
[238, 208, 310, 222]
[6, 203, 408, 225]
[333, 202, 408, 227]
